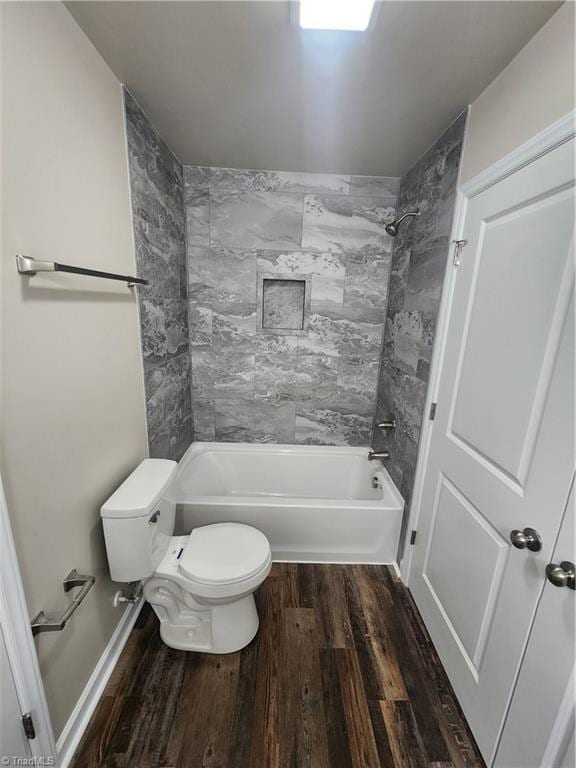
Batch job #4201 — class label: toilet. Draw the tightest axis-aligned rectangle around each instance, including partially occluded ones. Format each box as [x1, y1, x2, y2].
[100, 458, 272, 653]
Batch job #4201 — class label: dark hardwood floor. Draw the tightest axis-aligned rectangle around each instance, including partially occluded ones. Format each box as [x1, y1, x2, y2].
[71, 564, 485, 768]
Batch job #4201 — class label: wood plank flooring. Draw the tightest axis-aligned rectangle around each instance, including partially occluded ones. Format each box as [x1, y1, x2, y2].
[71, 564, 485, 768]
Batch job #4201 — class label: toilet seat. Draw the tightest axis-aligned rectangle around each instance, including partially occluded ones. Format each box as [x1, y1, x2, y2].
[178, 523, 272, 586]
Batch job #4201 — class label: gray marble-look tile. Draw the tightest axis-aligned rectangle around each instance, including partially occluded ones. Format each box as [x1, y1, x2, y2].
[262, 279, 306, 330]
[171, 411, 193, 461]
[435, 142, 462, 240]
[254, 353, 337, 401]
[140, 298, 189, 369]
[386, 247, 411, 311]
[295, 402, 373, 446]
[343, 253, 391, 308]
[144, 354, 192, 461]
[185, 190, 210, 247]
[400, 435, 419, 509]
[373, 382, 399, 434]
[253, 332, 301, 355]
[257, 250, 346, 308]
[215, 399, 295, 443]
[204, 301, 300, 354]
[211, 303, 256, 349]
[181, 163, 405, 454]
[384, 310, 424, 377]
[191, 350, 255, 398]
[192, 399, 215, 441]
[411, 132, 463, 247]
[184, 165, 210, 192]
[419, 150, 446, 210]
[372, 400, 407, 490]
[256, 249, 346, 279]
[187, 247, 257, 304]
[125, 91, 183, 208]
[416, 314, 437, 383]
[125, 90, 186, 301]
[302, 195, 395, 255]
[130, 176, 184, 237]
[350, 176, 400, 198]
[298, 307, 384, 358]
[393, 198, 420, 254]
[133, 217, 186, 299]
[377, 362, 427, 444]
[404, 237, 449, 314]
[210, 191, 303, 250]
[336, 356, 380, 408]
[125, 88, 192, 459]
[398, 162, 419, 207]
[311, 276, 345, 307]
[436, 110, 467, 158]
[188, 303, 213, 349]
[188, 167, 350, 195]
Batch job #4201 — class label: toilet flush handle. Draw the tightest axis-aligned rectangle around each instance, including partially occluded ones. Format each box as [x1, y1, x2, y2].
[149, 510, 161, 524]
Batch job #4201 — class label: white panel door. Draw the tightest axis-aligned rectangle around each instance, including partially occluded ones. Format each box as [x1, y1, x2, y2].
[0, 624, 32, 762]
[410, 137, 575, 764]
[495, 480, 575, 768]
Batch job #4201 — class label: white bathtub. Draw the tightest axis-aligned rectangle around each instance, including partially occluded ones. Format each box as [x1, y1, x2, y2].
[170, 443, 404, 564]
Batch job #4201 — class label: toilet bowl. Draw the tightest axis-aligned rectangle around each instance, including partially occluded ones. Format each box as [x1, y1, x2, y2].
[100, 459, 271, 653]
[144, 525, 271, 652]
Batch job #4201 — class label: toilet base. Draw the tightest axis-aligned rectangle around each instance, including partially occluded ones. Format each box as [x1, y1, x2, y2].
[143, 576, 260, 653]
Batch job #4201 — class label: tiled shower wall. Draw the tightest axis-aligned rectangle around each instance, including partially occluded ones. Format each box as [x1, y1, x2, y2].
[124, 90, 193, 460]
[185, 167, 399, 444]
[373, 111, 467, 526]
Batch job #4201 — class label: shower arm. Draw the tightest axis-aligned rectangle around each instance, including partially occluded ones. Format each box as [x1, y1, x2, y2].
[394, 210, 420, 226]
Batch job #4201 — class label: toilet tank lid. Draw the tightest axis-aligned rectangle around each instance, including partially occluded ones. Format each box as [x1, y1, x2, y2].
[101, 459, 178, 519]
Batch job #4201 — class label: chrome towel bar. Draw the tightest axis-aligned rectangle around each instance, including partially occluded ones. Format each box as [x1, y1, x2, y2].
[16, 254, 148, 287]
[31, 569, 95, 636]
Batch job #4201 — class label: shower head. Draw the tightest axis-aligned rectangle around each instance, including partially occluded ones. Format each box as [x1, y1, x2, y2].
[385, 210, 420, 237]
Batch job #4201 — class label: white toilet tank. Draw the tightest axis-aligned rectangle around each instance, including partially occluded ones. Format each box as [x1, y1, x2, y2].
[101, 459, 178, 582]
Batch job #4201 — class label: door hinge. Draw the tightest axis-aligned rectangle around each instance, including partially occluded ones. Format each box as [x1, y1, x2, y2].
[22, 712, 36, 740]
[451, 239, 468, 267]
[410, 530, 418, 546]
[429, 402, 437, 421]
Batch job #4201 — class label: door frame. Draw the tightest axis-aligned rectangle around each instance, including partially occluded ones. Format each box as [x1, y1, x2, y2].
[0, 471, 58, 763]
[402, 108, 576, 587]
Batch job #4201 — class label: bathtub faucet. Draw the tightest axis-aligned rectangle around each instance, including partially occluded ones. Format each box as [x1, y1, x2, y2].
[368, 450, 389, 461]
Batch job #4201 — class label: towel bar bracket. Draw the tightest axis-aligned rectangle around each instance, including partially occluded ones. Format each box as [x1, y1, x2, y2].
[30, 569, 96, 636]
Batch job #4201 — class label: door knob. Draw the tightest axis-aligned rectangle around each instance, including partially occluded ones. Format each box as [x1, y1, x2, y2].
[510, 527, 542, 552]
[545, 561, 575, 590]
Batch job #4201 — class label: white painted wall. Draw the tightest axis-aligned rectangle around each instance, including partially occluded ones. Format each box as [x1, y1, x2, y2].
[0, 2, 147, 738]
[460, 2, 575, 183]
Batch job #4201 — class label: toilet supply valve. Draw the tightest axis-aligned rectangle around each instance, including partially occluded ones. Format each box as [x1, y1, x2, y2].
[113, 582, 143, 608]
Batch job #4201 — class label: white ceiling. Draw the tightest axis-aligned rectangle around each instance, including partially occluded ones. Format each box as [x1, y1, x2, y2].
[66, 1, 561, 176]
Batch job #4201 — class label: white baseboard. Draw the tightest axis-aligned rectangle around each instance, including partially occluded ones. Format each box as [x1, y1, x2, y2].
[56, 597, 144, 768]
[390, 561, 402, 581]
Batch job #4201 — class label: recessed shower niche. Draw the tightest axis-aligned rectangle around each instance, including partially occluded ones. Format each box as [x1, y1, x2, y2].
[257, 273, 311, 335]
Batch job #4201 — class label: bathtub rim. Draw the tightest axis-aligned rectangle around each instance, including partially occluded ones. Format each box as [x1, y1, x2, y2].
[172, 441, 404, 510]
